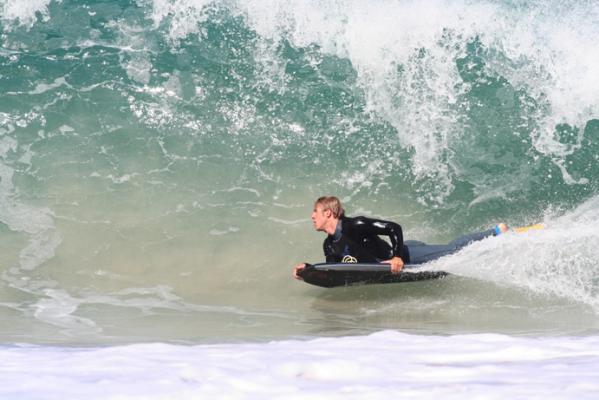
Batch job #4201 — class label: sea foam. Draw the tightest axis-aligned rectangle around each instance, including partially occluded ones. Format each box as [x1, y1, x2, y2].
[2, 331, 599, 400]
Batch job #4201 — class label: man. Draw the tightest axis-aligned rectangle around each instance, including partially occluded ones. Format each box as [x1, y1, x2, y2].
[293, 196, 508, 280]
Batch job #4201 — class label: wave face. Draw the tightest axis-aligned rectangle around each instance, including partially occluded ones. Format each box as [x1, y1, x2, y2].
[1, 0, 599, 343]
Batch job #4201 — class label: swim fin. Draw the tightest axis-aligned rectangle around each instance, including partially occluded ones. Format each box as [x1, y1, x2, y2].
[513, 223, 545, 233]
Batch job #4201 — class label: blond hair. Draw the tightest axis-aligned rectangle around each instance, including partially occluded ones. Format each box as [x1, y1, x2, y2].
[315, 196, 345, 218]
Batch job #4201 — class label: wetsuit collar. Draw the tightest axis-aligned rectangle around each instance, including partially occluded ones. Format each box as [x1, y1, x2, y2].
[332, 218, 343, 241]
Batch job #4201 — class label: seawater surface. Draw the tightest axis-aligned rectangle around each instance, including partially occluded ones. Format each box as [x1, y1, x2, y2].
[1, 0, 599, 397]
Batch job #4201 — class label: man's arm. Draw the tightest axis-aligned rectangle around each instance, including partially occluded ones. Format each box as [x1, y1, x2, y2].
[293, 238, 337, 280]
[350, 216, 405, 273]
[350, 216, 405, 259]
[292, 263, 306, 280]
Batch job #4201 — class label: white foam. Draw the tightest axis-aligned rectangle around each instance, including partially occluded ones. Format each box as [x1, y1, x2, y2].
[428, 195, 599, 310]
[33, 289, 99, 333]
[209, 226, 240, 235]
[29, 77, 70, 95]
[125, 57, 152, 84]
[0, 0, 55, 29]
[105, 173, 139, 184]
[1, 331, 599, 399]
[146, 0, 214, 42]
[0, 136, 17, 163]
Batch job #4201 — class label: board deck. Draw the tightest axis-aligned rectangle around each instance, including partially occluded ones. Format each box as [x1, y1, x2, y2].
[298, 262, 449, 288]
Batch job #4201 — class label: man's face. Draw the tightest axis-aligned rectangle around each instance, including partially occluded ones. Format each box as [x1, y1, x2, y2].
[311, 204, 329, 231]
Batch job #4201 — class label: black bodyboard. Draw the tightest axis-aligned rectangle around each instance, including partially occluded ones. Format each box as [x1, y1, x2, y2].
[298, 262, 448, 288]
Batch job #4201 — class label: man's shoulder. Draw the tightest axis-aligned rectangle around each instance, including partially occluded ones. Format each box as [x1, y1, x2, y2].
[342, 215, 370, 225]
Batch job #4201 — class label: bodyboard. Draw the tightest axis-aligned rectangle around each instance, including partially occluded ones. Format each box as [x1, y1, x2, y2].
[298, 262, 448, 288]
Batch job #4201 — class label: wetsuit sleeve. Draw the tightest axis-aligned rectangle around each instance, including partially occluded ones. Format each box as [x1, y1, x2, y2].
[349, 216, 405, 260]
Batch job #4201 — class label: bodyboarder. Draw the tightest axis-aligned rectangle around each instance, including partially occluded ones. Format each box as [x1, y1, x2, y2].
[292, 196, 509, 280]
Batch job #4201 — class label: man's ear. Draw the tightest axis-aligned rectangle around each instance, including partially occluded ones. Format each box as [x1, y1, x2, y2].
[324, 209, 332, 218]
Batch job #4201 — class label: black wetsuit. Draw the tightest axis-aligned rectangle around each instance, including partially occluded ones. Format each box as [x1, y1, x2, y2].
[323, 215, 405, 263]
[324, 215, 496, 265]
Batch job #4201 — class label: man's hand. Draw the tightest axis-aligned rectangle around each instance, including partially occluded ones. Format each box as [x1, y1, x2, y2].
[382, 256, 404, 274]
[293, 263, 306, 280]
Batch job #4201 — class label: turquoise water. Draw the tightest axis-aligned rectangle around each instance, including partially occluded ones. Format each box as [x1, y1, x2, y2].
[1, 0, 599, 344]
